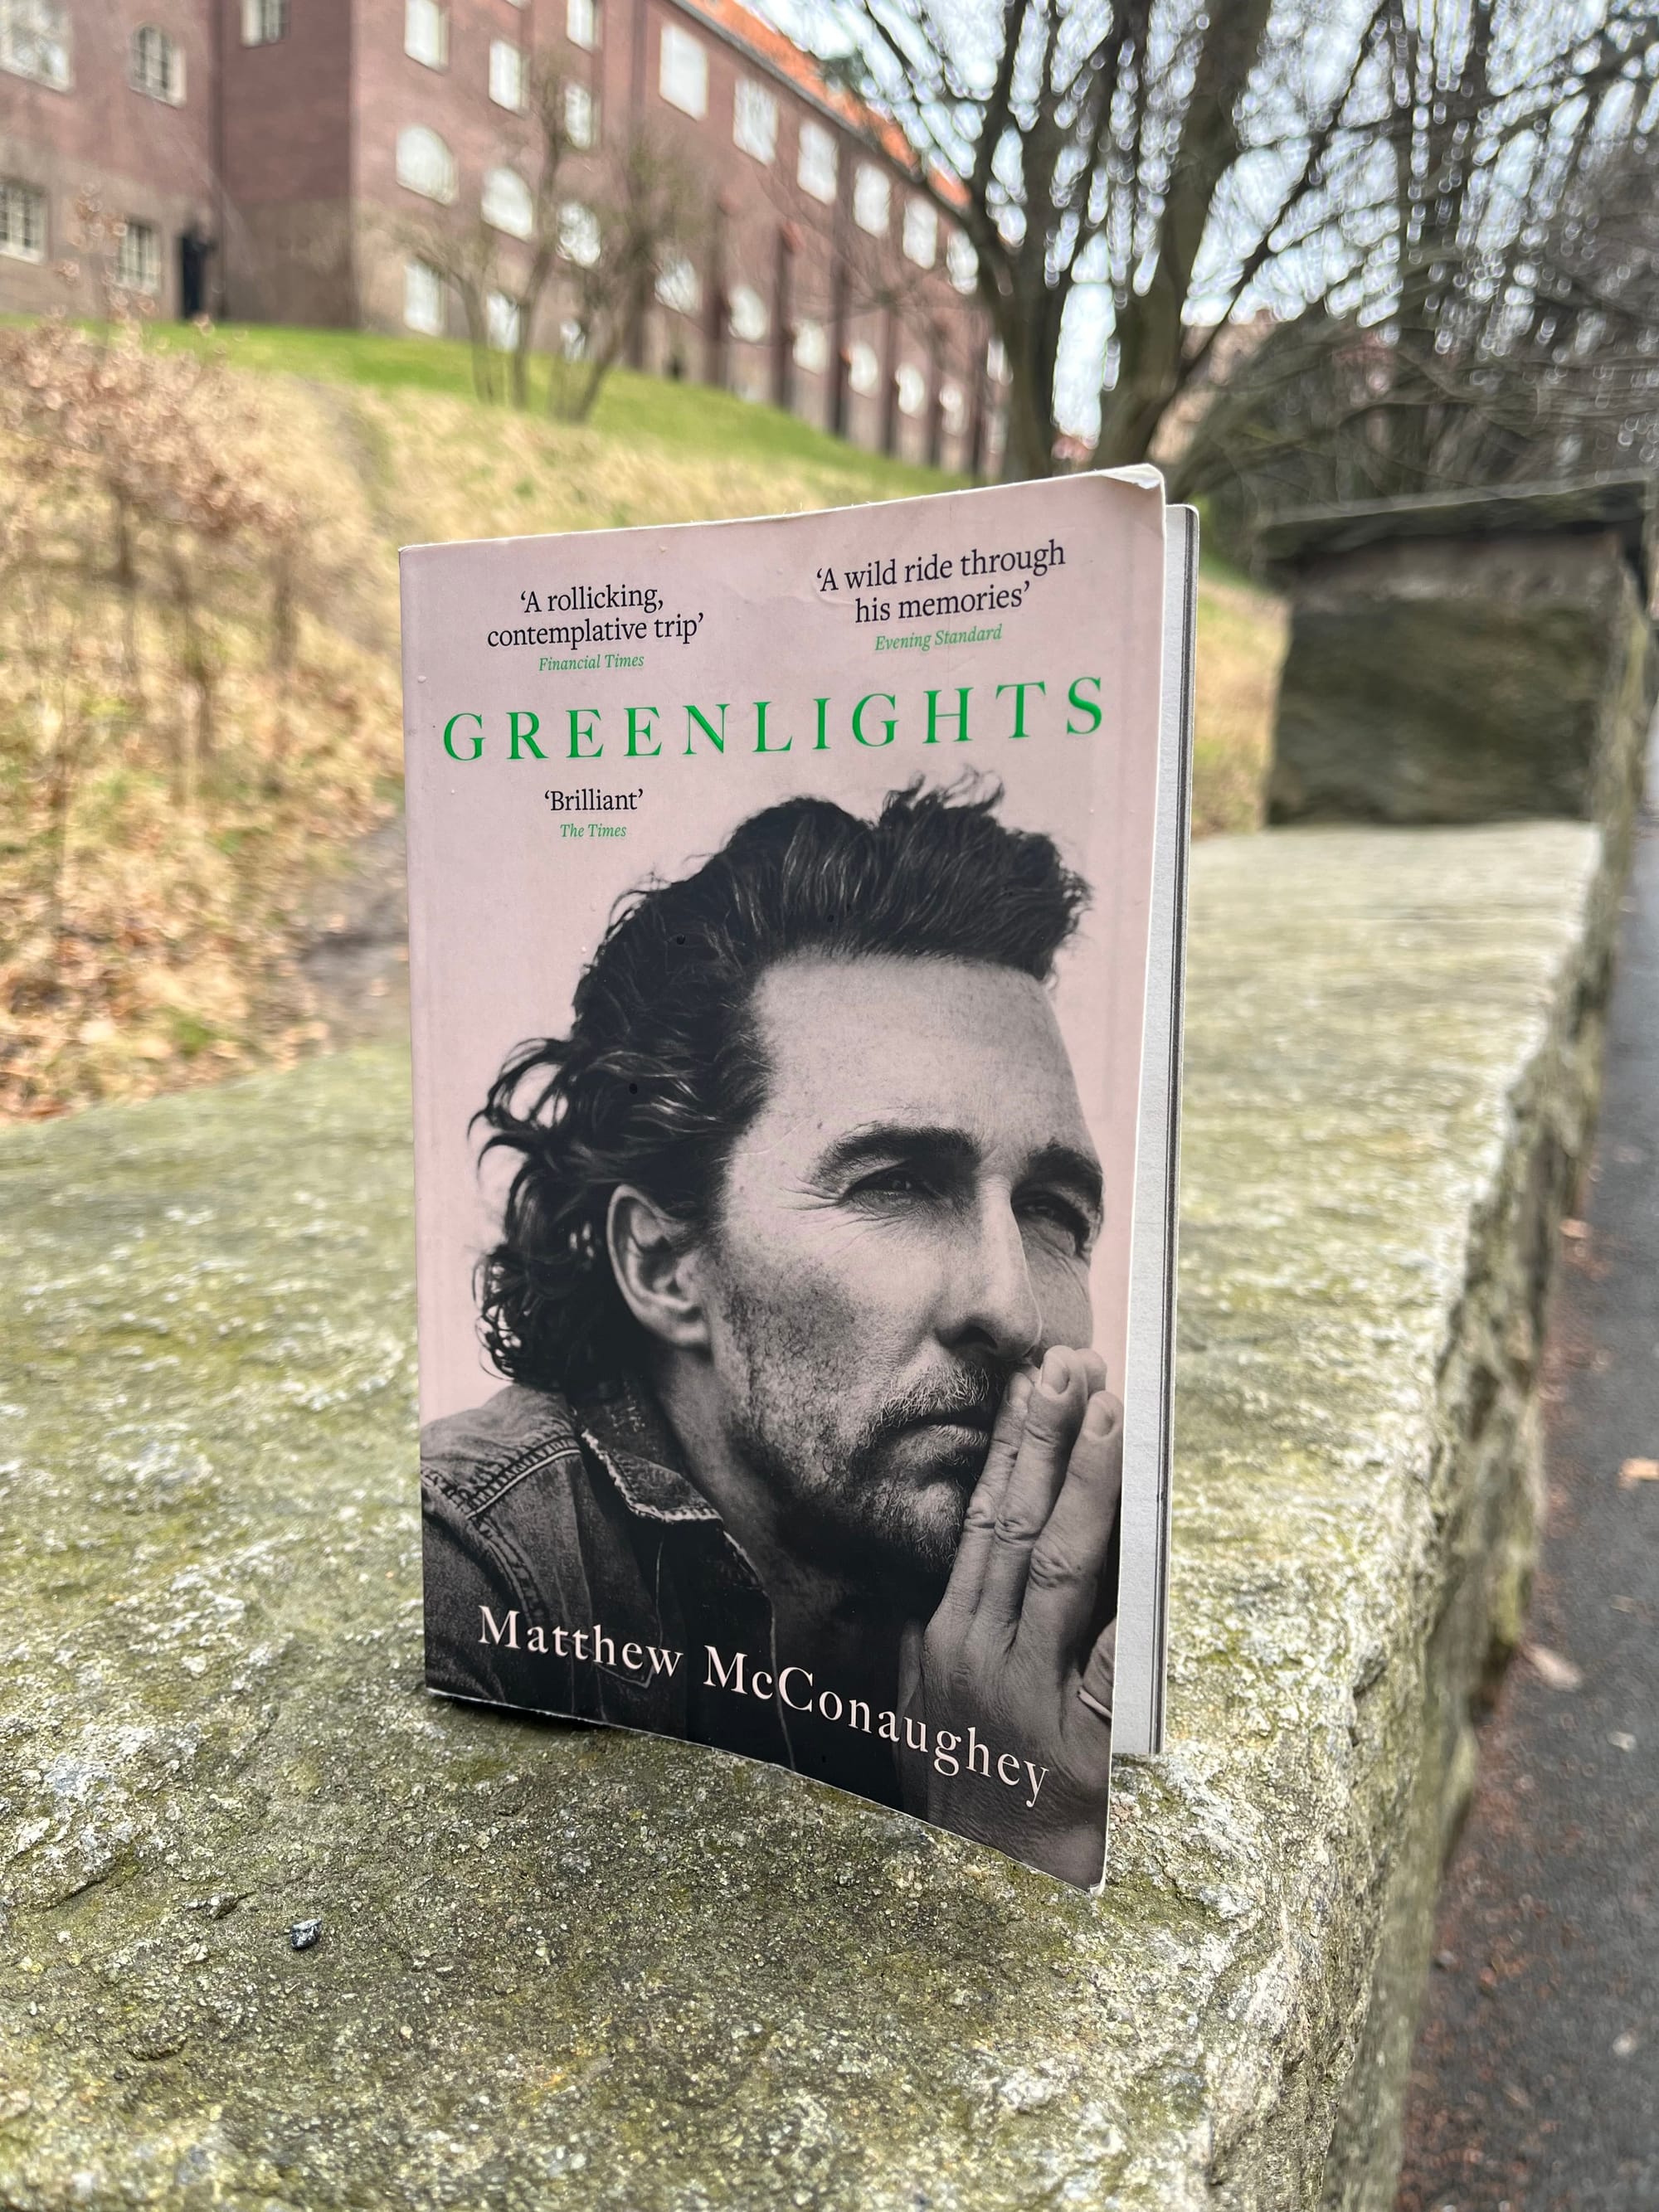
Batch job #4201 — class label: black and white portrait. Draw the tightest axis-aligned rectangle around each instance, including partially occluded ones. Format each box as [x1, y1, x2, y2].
[421, 780, 1122, 1887]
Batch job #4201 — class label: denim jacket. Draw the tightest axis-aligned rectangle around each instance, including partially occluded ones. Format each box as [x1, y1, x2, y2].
[421, 1378, 823, 1781]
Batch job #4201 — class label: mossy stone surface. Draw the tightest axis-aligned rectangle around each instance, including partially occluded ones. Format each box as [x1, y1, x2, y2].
[0, 822, 1612, 2209]
[1267, 532, 1654, 828]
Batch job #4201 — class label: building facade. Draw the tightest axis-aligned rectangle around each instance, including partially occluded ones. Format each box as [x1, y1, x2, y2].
[0, 0, 1006, 470]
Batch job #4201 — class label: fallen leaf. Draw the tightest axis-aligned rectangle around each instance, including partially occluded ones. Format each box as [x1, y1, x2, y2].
[1525, 1644, 1583, 1691]
[1619, 1457, 1659, 1487]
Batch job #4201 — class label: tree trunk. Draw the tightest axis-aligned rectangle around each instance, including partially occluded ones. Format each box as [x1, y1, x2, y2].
[1092, 273, 1186, 469]
[999, 340, 1057, 481]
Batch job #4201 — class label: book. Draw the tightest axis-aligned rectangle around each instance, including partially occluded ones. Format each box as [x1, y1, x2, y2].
[401, 470, 1194, 1888]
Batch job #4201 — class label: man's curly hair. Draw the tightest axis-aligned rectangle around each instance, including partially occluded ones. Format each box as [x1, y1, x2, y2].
[474, 778, 1089, 1398]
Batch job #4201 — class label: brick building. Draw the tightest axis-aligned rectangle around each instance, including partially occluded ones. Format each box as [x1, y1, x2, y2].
[0, 0, 1006, 470]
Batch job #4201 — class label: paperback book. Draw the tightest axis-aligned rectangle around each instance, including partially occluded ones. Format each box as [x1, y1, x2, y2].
[401, 470, 1194, 1888]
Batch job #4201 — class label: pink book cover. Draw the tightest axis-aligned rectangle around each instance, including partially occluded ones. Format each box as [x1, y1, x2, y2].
[400, 470, 1190, 1888]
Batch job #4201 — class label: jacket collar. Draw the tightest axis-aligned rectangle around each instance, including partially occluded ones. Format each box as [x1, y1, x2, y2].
[574, 1376, 722, 1528]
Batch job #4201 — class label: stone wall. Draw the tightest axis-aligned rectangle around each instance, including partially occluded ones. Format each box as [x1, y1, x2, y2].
[0, 819, 1622, 2210]
[1262, 482, 1657, 834]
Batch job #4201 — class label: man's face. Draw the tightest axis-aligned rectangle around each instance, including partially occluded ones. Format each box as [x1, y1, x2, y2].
[693, 953, 1100, 1593]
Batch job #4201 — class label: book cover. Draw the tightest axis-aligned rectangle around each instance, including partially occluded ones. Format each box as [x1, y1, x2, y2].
[401, 470, 1191, 1888]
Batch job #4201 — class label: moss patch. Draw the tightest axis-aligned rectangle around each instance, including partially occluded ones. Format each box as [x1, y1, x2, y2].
[0, 820, 1612, 2209]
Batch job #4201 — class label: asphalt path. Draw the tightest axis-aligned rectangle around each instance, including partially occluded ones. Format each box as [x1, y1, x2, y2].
[1396, 767, 1659, 2212]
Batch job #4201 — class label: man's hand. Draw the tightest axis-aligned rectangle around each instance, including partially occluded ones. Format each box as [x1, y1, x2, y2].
[902, 1346, 1121, 1887]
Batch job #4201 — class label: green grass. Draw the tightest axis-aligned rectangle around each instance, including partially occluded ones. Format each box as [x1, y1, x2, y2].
[142, 320, 960, 502]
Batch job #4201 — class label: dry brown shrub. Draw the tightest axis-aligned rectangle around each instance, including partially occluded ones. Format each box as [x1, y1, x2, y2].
[0, 313, 397, 1118]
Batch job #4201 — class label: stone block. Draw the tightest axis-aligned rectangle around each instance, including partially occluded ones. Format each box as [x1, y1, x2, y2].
[0, 820, 1620, 2209]
[1261, 480, 1657, 831]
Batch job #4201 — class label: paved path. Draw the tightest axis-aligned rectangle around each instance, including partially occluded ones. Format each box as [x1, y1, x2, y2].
[1397, 780, 1659, 2212]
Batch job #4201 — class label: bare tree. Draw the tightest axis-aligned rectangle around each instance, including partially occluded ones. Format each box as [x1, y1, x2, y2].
[383, 62, 702, 416]
[386, 204, 511, 403]
[547, 125, 708, 423]
[377, 60, 579, 407]
[499, 57, 580, 408]
[816, 0, 1659, 479]
[1170, 12, 1659, 526]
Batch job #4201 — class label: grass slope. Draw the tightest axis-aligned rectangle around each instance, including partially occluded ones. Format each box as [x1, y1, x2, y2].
[144, 322, 960, 503]
[148, 323, 1282, 833]
[5, 319, 1284, 1115]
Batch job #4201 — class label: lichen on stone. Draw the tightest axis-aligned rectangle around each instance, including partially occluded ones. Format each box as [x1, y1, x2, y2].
[0, 819, 1613, 2210]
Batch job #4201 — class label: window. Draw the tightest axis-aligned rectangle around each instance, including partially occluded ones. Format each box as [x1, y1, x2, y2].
[130, 26, 183, 101]
[558, 201, 600, 266]
[733, 79, 776, 163]
[115, 218, 160, 294]
[728, 283, 767, 343]
[797, 119, 836, 204]
[2, 0, 71, 87]
[654, 254, 699, 314]
[404, 0, 447, 68]
[659, 23, 705, 118]
[397, 125, 456, 203]
[897, 362, 927, 417]
[565, 80, 596, 148]
[482, 165, 533, 238]
[489, 38, 525, 109]
[986, 334, 1007, 380]
[848, 340, 880, 397]
[240, 0, 287, 46]
[567, 0, 597, 50]
[853, 163, 888, 236]
[946, 230, 975, 294]
[792, 318, 827, 374]
[404, 259, 445, 334]
[487, 290, 521, 352]
[0, 177, 46, 261]
[902, 198, 936, 269]
[941, 378, 966, 435]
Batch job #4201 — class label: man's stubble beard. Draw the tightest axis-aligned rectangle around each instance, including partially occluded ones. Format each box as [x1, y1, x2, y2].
[713, 1273, 1016, 1603]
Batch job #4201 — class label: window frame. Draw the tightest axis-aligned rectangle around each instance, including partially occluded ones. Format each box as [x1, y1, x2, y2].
[727, 282, 769, 344]
[654, 253, 701, 315]
[791, 317, 828, 374]
[396, 124, 458, 204]
[482, 165, 534, 239]
[902, 197, 937, 269]
[114, 217, 161, 295]
[489, 37, 526, 111]
[659, 22, 706, 119]
[0, 176, 47, 261]
[853, 163, 889, 236]
[796, 119, 837, 204]
[240, 0, 287, 47]
[558, 200, 601, 268]
[404, 0, 448, 70]
[1, 0, 73, 88]
[129, 24, 184, 103]
[565, 80, 597, 149]
[486, 289, 522, 352]
[732, 77, 777, 164]
[404, 258, 445, 336]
